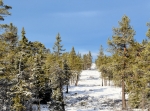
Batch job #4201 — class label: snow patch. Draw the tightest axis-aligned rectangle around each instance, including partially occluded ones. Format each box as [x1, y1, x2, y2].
[90, 63, 96, 70]
[64, 70, 122, 111]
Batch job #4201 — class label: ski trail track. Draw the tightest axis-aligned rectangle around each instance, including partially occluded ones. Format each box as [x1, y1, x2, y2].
[64, 69, 122, 111]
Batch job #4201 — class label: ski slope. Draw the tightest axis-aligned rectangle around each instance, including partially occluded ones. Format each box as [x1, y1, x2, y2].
[64, 63, 122, 111]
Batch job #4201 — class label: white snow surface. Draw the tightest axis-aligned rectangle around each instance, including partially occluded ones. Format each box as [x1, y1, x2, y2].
[39, 63, 148, 111]
[90, 63, 96, 70]
[64, 63, 122, 111]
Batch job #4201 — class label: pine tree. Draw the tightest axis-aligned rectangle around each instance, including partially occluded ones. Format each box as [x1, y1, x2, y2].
[0, 0, 12, 21]
[87, 51, 92, 69]
[83, 54, 88, 70]
[0, 23, 18, 110]
[63, 60, 71, 93]
[68, 47, 82, 86]
[69, 47, 76, 70]
[0, 23, 18, 46]
[53, 33, 65, 65]
[48, 64, 65, 111]
[96, 45, 105, 86]
[49, 33, 66, 111]
[31, 55, 45, 110]
[107, 15, 135, 110]
[74, 54, 82, 86]
[10, 80, 31, 111]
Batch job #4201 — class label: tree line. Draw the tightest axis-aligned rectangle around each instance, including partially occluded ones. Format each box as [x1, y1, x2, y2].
[0, 1, 92, 111]
[96, 15, 150, 110]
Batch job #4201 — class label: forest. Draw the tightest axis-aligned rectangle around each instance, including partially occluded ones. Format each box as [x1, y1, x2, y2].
[96, 16, 150, 109]
[1, 0, 150, 111]
[0, 1, 92, 111]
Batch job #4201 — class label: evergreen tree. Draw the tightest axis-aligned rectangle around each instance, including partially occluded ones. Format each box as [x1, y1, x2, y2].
[53, 33, 65, 65]
[87, 51, 92, 69]
[49, 33, 66, 111]
[0, 23, 18, 46]
[96, 45, 105, 86]
[0, 23, 18, 110]
[63, 60, 71, 93]
[146, 22, 150, 39]
[31, 55, 45, 110]
[107, 15, 135, 110]
[68, 47, 82, 86]
[0, 0, 12, 21]
[83, 54, 88, 70]
[74, 54, 82, 86]
[48, 64, 65, 111]
[69, 47, 76, 70]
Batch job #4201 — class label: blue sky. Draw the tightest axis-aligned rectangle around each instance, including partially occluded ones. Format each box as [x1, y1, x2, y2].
[3, 0, 150, 61]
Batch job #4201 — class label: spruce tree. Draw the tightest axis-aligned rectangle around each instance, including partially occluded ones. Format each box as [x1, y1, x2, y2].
[48, 64, 65, 111]
[68, 47, 82, 86]
[68, 47, 76, 70]
[63, 60, 71, 93]
[0, 24, 18, 110]
[49, 33, 65, 111]
[87, 51, 92, 69]
[53, 33, 65, 65]
[31, 55, 45, 110]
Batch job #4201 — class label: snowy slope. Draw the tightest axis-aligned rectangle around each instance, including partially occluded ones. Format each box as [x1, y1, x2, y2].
[40, 63, 147, 111]
[90, 63, 97, 70]
[64, 64, 122, 111]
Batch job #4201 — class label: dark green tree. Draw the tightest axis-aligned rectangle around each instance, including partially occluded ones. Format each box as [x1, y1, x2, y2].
[107, 15, 135, 110]
[63, 60, 71, 93]
[48, 64, 65, 111]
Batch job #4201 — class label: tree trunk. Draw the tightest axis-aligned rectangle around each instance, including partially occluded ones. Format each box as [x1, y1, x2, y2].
[75, 74, 79, 86]
[66, 84, 68, 93]
[104, 79, 107, 86]
[122, 79, 126, 110]
[109, 77, 110, 86]
[102, 77, 103, 86]
[122, 46, 126, 110]
[60, 81, 65, 111]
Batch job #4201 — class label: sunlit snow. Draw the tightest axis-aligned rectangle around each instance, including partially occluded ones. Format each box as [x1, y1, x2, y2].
[64, 63, 122, 111]
[39, 63, 147, 111]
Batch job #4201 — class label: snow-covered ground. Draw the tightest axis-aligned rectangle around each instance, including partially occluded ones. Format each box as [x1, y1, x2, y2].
[38, 63, 150, 111]
[40, 63, 148, 111]
[64, 63, 122, 111]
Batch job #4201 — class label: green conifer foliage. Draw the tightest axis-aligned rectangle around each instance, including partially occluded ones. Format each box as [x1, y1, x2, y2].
[146, 23, 150, 39]
[126, 25, 150, 108]
[0, 0, 12, 21]
[87, 51, 92, 69]
[96, 45, 105, 86]
[53, 33, 65, 65]
[31, 55, 45, 110]
[0, 24, 19, 110]
[63, 60, 71, 93]
[48, 64, 65, 111]
[68, 47, 82, 86]
[10, 80, 31, 111]
[107, 15, 135, 110]
[69, 47, 76, 70]
[48, 33, 66, 111]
